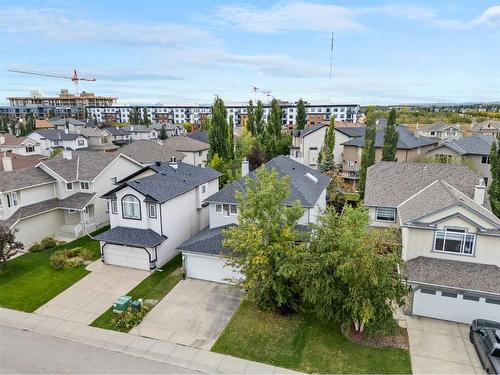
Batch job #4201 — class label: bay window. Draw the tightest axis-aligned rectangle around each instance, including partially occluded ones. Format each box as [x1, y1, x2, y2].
[433, 228, 475, 255]
[122, 195, 141, 220]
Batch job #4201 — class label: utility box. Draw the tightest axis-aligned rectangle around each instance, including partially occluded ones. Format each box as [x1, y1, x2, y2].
[131, 300, 142, 311]
[112, 295, 132, 313]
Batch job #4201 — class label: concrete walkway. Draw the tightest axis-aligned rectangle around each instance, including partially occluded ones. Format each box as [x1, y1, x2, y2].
[131, 279, 242, 349]
[35, 261, 150, 324]
[404, 315, 484, 374]
[0, 307, 299, 374]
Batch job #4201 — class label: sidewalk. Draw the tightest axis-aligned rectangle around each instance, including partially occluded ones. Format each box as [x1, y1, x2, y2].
[0, 307, 299, 374]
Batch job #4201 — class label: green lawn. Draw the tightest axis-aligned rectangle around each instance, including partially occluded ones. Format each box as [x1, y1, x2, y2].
[0, 227, 108, 312]
[212, 301, 412, 374]
[90, 254, 182, 332]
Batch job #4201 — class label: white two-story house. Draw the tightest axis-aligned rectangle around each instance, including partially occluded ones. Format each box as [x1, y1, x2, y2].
[0, 134, 42, 156]
[0, 150, 142, 245]
[122, 125, 158, 141]
[162, 136, 209, 167]
[289, 124, 327, 169]
[416, 121, 463, 141]
[364, 162, 500, 324]
[94, 162, 221, 270]
[28, 129, 88, 156]
[177, 155, 331, 284]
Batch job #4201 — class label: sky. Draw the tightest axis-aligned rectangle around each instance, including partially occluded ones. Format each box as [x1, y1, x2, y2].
[0, 0, 499, 106]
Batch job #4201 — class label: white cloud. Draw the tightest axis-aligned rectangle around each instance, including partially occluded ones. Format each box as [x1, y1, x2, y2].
[0, 7, 215, 46]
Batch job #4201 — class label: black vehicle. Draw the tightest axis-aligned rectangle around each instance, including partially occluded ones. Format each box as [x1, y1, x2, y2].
[470, 319, 500, 374]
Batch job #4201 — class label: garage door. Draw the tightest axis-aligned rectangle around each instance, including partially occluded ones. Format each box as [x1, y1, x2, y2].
[104, 244, 150, 270]
[413, 288, 500, 324]
[184, 253, 241, 284]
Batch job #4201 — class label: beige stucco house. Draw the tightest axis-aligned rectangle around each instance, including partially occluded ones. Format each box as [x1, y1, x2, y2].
[289, 124, 327, 169]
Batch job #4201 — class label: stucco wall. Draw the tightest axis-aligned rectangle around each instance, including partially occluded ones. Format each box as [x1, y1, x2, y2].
[14, 209, 65, 244]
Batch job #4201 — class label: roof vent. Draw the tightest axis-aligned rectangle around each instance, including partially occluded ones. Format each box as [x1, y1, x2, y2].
[155, 161, 161, 166]
[161, 172, 166, 176]
[305, 172, 318, 183]
[135, 180, 140, 184]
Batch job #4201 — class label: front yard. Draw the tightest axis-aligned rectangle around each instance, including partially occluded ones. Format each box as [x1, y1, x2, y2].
[212, 301, 412, 374]
[90, 254, 182, 332]
[0, 228, 106, 312]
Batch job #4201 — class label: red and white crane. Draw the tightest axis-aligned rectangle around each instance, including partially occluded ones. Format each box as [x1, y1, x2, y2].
[7, 68, 96, 93]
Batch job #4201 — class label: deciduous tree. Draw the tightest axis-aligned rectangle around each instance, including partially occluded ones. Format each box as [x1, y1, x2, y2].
[246, 100, 255, 135]
[208, 96, 229, 160]
[255, 100, 265, 135]
[489, 141, 500, 217]
[0, 227, 23, 268]
[358, 117, 377, 195]
[228, 115, 235, 160]
[296, 98, 306, 130]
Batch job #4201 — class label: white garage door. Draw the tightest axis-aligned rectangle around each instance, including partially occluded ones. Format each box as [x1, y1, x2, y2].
[413, 288, 500, 324]
[104, 244, 150, 270]
[184, 253, 242, 284]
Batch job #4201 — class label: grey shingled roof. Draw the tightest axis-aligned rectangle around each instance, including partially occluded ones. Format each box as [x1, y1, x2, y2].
[32, 129, 85, 141]
[94, 226, 167, 247]
[335, 127, 366, 138]
[163, 136, 209, 152]
[405, 256, 500, 295]
[103, 127, 131, 136]
[40, 151, 126, 181]
[342, 125, 438, 149]
[122, 125, 154, 133]
[471, 120, 500, 132]
[0, 167, 54, 192]
[186, 131, 209, 144]
[104, 162, 221, 203]
[292, 123, 326, 138]
[49, 118, 86, 126]
[177, 225, 234, 255]
[364, 162, 481, 208]
[205, 155, 330, 207]
[419, 121, 459, 132]
[431, 135, 495, 156]
[118, 140, 185, 164]
[58, 192, 95, 210]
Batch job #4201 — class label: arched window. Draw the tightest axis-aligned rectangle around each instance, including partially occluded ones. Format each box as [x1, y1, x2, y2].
[122, 195, 141, 220]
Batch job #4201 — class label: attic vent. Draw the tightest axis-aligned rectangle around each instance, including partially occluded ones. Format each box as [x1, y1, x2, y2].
[305, 172, 318, 183]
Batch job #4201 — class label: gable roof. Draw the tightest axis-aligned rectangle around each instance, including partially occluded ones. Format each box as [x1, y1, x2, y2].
[431, 135, 495, 156]
[80, 127, 106, 138]
[0, 166, 54, 193]
[31, 129, 84, 141]
[335, 126, 366, 138]
[0, 134, 37, 146]
[102, 127, 131, 136]
[122, 125, 155, 133]
[103, 162, 221, 204]
[205, 155, 330, 207]
[49, 118, 86, 127]
[292, 123, 326, 138]
[162, 136, 209, 152]
[177, 225, 234, 255]
[342, 125, 438, 150]
[117, 140, 185, 164]
[186, 131, 209, 144]
[419, 121, 460, 132]
[0, 153, 46, 172]
[35, 119, 53, 129]
[471, 120, 500, 132]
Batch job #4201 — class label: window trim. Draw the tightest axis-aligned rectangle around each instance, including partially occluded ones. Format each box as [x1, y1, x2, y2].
[433, 227, 476, 256]
[121, 195, 141, 220]
[230, 204, 238, 215]
[481, 155, 490, 164]
[110, 200, 118, 214]
[80, 182, 90, 191]
[215, 204, 222, 213]
[375, 207, 396, 222]
[148, 203, 157, 219]
[66, 182, 73, 191]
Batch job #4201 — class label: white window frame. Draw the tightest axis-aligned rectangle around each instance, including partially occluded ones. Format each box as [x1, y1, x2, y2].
[433, 228, 475, 256]
[66, 182, 73, 191]
[110, 200, 118, 214]
[80, 182, 90, 191]
[148, 203, 157, 219]
[122, 195, 141, 220]
[230, 204, 238, 215]
[25, 145, 35, 153]
[77, 139, 85, 147]
[375, 207, 396, 222]
[481, 155, 490, 164]
[223, 204, 230, 217]
[201, 184, 207, 194]
[215, 204, 222, 213]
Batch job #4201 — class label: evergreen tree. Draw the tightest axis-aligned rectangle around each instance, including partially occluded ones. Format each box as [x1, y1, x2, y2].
[318, 117, 336, 172]
[228, 115, 235, 160]
[358, 118, 377, 195]
[142, 108, 150, 126]
[489, 141, 500, 218]
[381, 109, 399, 161]
[246, 100, 255, 135]
[296, 98, 306, 130]
[208, 96, 229, 160]
[255, 100, 265, 135]
[159, 125, 167, 140]
[318, 151, 335, 173]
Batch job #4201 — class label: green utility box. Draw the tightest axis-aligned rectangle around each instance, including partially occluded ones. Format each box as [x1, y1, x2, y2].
[112, 295, 132, 313]
[131, 300, 142, 311]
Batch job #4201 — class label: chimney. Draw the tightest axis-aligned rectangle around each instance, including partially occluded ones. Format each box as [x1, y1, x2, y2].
[169, 161, 178, 170]
[241, 159, 249, 177]
[474, 178, 486, 205]
[2, 154, 12, 172]
[62, 149, 72, 160]
[0, 136, 5, 145]
[64, 127, 69, 134]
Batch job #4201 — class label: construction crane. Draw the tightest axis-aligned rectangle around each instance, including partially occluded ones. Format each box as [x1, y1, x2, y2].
[6, 68, 96, 94]
[249, 85, 272, 101]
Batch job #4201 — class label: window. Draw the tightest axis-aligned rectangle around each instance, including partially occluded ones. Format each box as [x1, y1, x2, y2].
[430, 131, 435, 136]
[66, 182, 73, 191]
[80, 182, 90, 190]
[485, 298, 500, 305]
[77, 139, 85, 146]
[481, 155, 490, 164]
[420, 288, 436, 295]
[148, 204, 157, 219]
[198, 150, 203, 156]
[25, 145, 35, 153]
[230, 205, 237, 214]
[110, 200, 118, 214]
[463, 294, 480, 302]
[201, 184, 206, 194]
[216, 204, 222, 212]
[7, 192, 18, 207]
[375, 207, 396, 222]
[433, 228, 475, 255]
[435, 154, 452, 164]
[122, 195, 141, 220]
[442, 291, 457, 298]
[223, 204, 230, 216]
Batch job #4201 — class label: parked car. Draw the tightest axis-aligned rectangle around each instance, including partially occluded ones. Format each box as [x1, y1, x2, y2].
[470, 319, 500, 374]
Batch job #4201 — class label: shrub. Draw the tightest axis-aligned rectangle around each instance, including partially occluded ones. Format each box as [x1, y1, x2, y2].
[112, 305, 151, 330]
[50, 252, 67, 270]
[30, 237, 64, 253]
[49, 247, 94, 270]
[364, 315, 401, 338]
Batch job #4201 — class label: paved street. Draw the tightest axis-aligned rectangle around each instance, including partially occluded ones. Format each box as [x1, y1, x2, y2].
[0, 325, 193, 374]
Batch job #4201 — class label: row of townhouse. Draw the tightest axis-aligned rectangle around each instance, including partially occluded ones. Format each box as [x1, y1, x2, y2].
[86, 102, 360, 127]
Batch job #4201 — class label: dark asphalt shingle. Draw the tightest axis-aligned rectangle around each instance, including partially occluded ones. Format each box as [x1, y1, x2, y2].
[431, 135, 495, 156]
[31, 129, 85, 141]
[0, 167, 55, 193]
[94, 226, 167, 247]
[177, 225, 234, 255]
[292, 123, 326, 138]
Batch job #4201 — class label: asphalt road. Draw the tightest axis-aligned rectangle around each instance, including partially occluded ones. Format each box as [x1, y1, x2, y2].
[0, 325, 194, 374]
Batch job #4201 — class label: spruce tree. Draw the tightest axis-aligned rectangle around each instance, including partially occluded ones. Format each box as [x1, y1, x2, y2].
[296, 98, 306, 130]
[228, 115, 235, 160]
[489, 141, 500, 218]
[208, 96, 229, 160]
[358, 118, 377, 195]
[246, 100, 255, 135]
[159, 125, 167, 140]
[255, 100, 265, 135]
[381, 109, 398, 161]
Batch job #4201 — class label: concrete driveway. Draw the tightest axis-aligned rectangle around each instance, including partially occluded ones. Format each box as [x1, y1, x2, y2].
[405, 315, 484, 374]
[130, 278, 242, 350]
[36, 261, 149, 324]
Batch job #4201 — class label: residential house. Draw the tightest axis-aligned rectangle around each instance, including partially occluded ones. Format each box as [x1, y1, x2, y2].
[471, 120, 500, 138]
[162, 136, 209, 167]
[118, 140, 185, 165]
[80, 127, 118, 152]
[28, 129, 88, 156]
[186, 131, 209, 144]
[341, 125, 438, 189]
[0, 134, 42, 156]
[50, 118, 86, 133]
[416, 121, 463, 141]
[152, 123, 187, 138]
[102, 127, 132, 146]
[427, 135, 496, 186]
[177, 155, 330, 284]
[289, 124, 327, 169]
[0, 150, 143, 245]
[364, 162, 500, 324]
[94, 162, 221, 270]
[333, 127, 366, 168]
[122, 125, 158, 141]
